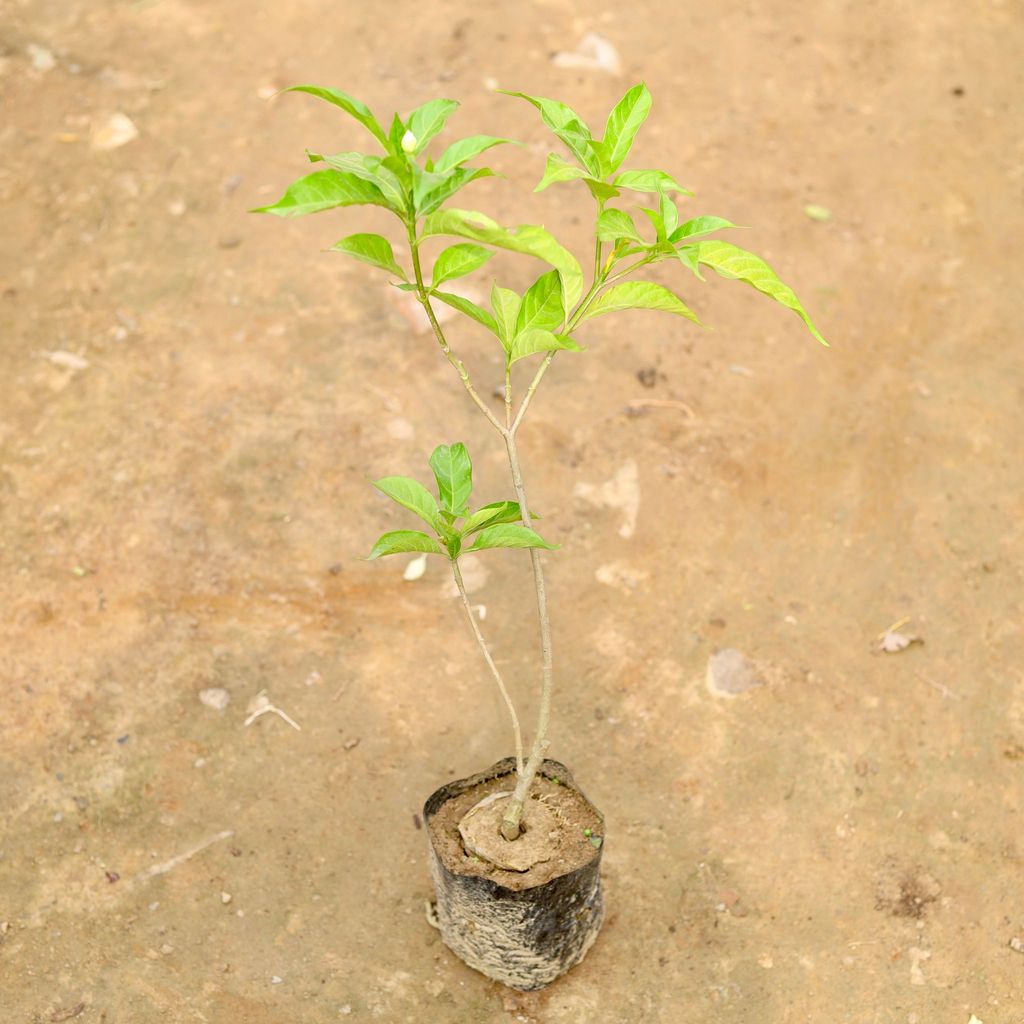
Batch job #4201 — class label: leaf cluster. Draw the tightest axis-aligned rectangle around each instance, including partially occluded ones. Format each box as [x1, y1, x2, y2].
[368, 443, 555, 561]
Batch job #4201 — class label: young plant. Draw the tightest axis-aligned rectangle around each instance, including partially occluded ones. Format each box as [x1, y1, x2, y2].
[254, 82, 826, 843]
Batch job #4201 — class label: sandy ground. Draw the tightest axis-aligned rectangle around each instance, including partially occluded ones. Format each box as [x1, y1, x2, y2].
[2, 0, 1023, 1021]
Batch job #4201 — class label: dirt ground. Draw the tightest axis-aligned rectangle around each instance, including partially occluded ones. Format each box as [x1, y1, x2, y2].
[2, 0, 1023, 1021]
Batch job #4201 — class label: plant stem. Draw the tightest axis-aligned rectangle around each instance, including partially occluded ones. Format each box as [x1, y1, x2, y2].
[497, 429, 553, 841]
[407, 226, 505, 435]
[452, 559, 524, 776]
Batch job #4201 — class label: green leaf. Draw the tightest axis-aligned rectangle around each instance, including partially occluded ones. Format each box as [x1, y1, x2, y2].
[388, 113, 406, 156]
[639, 206, 665, 241]
[320, 152, 407, 213]
[515, 271, 564, 335]
[602, 83, 652, 174]
[429, 443, 473, 515]
[433, 291, 499, 334]
[584, 179, 621, 203]
[461, 501, 523, 535]
[509, 328, 581, 365]
[660, 192, 679, 238]
[468, 524, 557, 552]
[431, 243, 493, 287]
[284, 85, 389, 148]
[490, 282, 521, 348]
[669, 216, 739, 242]
[415, 166, 494, 217]
[596, 209, 644, 244]
[498, 91, 600, 175]
[582, 281, 701, 325]
[368, 530, 444, 559]
[693, 240, 827, 346]
[373, 476, 440, 528]
[330, 233, 407, 278]
[435, 135, 515, 174]
[250, 169, 389, 217]
[421, 209, 583, 311]
[613, 169, 693, 195]
[535, 153, 588, 192]
[406, 98, 459, 154]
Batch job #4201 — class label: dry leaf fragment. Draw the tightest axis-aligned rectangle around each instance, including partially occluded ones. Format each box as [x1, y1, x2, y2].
[552, 33, 622, 76]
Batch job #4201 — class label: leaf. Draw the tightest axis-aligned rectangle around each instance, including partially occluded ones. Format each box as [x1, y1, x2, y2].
[320, 152, 406, 212]
[415, 166, 494, 217]
[373, 476, 440, 528]
[669, 216, 739, 242]
[659, 192, 679, 238]
[582, 281, 701, 324]
[535, 152, 589, 192]
[250, 169, 388, 217]
[284, 85, 389, 148]
[490, 282, 521, 347]
[406, 98, 459, 154]
[435, 135, 514, 174]
[330, 233, 407, 278]
[421, 209, 583, 311]
[596, 209, 644, 244]
[613, 169, 693, 195]
[461, 501, 523, 535]
[693, 240, 827, 346]
[639, 206, 665, 241]
[431, 243, 493, 287]
[602, 82, 652, 174]
[803, 204, 832, 222]
[368, 530, 444, 559]
[515, 271, 565, 335]
[388, 113, 406, 156]
[509, 328, 581, 364]
[433, 291, 498, 334]
[584, 178, 621, 203]
[469, 524, 557, 552]
[429, 442, 473, 515]
[498, 91, 600, 175]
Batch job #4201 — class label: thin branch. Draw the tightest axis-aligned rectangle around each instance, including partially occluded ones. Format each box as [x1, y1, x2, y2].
[408, 227, 506, 436]
[498, 430, 554, 841]
[452, 560, 524, 775]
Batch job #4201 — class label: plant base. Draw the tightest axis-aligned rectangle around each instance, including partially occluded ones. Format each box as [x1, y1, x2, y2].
[423, 757, 605, 991]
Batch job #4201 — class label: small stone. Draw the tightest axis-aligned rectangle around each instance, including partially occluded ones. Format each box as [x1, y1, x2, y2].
[148, 902, 159, 911]
[1010, 936, 1024, 954]
[160, 943, 174, 955]
[90, 112, 139, 151]
[168, 198, 186, 216]
[218, 236, 242, 250]
[270, 975, 283, 984]
[27, 44, 56, 72]
[199, 687, 230, 711]
[221, 892, 232, 905]
[343, 738, 360, 751]
[53, 812, 63, 823]
[706, 648, 765, 698]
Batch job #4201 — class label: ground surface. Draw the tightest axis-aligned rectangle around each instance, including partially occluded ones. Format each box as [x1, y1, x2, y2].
[1, 1, 1022, 1021]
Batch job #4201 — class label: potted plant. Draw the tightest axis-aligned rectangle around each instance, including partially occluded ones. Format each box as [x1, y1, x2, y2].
[253, 82, 826, 990]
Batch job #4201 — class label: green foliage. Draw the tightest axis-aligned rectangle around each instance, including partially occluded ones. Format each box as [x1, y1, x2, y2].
[431, 244, 494, 288]
[284, 85, 390, 148]
[596, 209, 643, 244]
[435, 135, 515, 173]
[582, 281, 701, 325]
[602, 83, 652, 175]
[468, 524, 557, 552]
[369, 444, 554, 559]
[429, 442, 474, 516]
[250, 169, 389, 217]
[405, 98, 459, 154]
[421, 209, 584, 311]
[367, 530, 444, 559]
[691, 240, 827, 346]
[330, 233, 407, 278]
